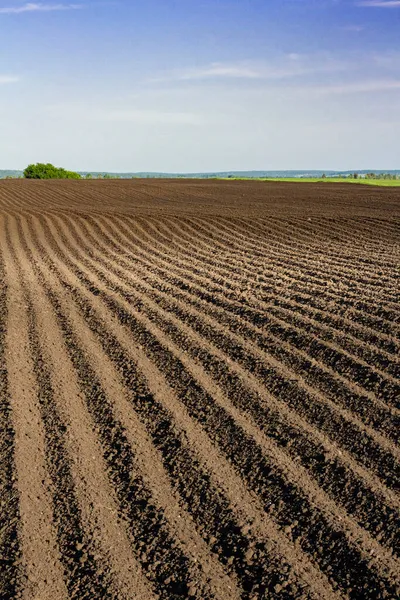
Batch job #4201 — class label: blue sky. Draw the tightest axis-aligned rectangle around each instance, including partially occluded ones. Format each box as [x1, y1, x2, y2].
[0, 0, 399, 171]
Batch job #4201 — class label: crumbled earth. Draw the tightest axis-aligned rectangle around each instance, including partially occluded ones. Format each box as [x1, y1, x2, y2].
[0, 179, 399, 599]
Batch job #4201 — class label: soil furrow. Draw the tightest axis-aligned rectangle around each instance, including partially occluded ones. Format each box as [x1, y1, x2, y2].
[39, 212, 400, 551]
[30, 213, 400, 599]
[57, 214, 400, 484]
[111, 214, 400, 343]
[108, 216, 397, 354]
[8, 215, 156, 600]
[0, 231, 23, 600]
[158, 216, 400, 323]
[102, 213, 400, 377]
[35, 269, 243, 600]
[24, 213, 341, 600]
[1, 217, 68, 600]
[60, 249, 400, 552]
[1, 179, 399, 600]
[84, 215, 400, 421]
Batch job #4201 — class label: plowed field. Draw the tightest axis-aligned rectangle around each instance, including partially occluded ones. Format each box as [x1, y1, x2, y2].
[0, 179, 399, 600]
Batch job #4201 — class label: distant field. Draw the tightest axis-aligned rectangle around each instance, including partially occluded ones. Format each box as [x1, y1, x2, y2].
[272, 178, 400, 186]
[0, 179, 399, 599]
[221, 177, 400, 186]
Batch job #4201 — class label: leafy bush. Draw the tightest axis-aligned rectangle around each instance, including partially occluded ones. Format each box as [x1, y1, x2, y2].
[23, 163, 81, 179]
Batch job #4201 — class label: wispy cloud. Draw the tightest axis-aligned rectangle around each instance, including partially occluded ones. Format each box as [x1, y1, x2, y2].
[150, 63, 266, 83]
[148, 56, 346, 84]
[357, 1, 400, 7]
[0, 75, 19, 83]
[0, 3, 82, 14]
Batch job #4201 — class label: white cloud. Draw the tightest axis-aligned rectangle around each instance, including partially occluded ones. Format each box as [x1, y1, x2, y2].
[150, 63, 265, 83]
[148, 56, 346, 84]
[0, 3, 82, 14]
[0, 75, 19, 83]
[357, 1, 400, 6]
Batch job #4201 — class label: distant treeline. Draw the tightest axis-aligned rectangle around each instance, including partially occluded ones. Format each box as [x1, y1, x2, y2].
[1, 166, 399, 181]
[318, 172, 400, 180]
[364, 172, 400, 180]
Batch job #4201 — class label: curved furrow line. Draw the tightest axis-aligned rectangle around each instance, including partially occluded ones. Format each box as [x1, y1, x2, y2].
[0, 194, 17, 210]
[2, 180, 399, 600]
[247, 218, 400, 266]
[122, 212, 400, 330]
[51, 214, 400, 556]
[152, 213, 399, 355]
[362, 217, 400, 237]
[215, 216, 400, 306]
[219, 217, 400, 301]
[113, 214, 400, 352]
[14, 216, 227, 600]
[168, 214, 398, 298]
[168, 216, 400, 317]
[240, 216, 400, 261]
[9, 214, 156, 600]
[122, 215, 400, 396]
[115, 214, 400, 362]
[7, 229, 120, 600]
[15, 221, 243, 600]
[1, 217, 69, 600]
[251, 298, 400, 381]
[0, 188, 27, 210]
[192, 215, 400, 288]
[45, 283, 245, 600]
[230, 215, 400, 272]
[0, 230, 24, 599]
[22, 217, 339, 600]
[104, 211, 400, 369]
[160, 214, 398, 297]
[244, 215, 384, 243]
[50, 216, 400, 536]
[170, 217, 400, 317]
[32, 213, 400, 599]
[4, 188, 49, 212]
[79, 218, 400, 444]
[85, 215, 400, 421]
[290, 216, 400, 249]
[263, 295, 399, 366]
[57, 214, 396, 468]
[257, 214, 400, 250]
[60, 214, 400, 485]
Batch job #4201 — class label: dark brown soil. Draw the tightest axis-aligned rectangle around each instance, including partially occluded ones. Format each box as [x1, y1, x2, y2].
[0, 179, 399, 599]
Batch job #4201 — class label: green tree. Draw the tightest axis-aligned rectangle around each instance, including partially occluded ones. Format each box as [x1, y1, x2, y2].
[23, 163, 81, 179]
